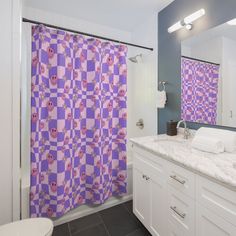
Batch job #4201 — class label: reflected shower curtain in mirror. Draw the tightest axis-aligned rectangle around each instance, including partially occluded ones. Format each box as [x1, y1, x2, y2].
[30, 25, 127, 218]
[181, 57, 220, 125]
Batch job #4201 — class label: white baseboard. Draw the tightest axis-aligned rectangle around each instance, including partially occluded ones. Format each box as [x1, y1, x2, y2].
[54, 194, 133, 226]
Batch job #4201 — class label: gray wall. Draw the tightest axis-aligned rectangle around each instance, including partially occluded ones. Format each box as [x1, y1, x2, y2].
[158, 0, 236, 134]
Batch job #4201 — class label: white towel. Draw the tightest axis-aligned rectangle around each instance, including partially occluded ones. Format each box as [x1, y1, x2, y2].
[195, 127, 236, 153]
[191, 135, 224, 154]
[157, 90, 167, 108]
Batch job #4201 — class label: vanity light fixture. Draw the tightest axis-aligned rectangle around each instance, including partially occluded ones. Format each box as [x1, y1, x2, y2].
[227, 18, 236, 25]
[185, 24, 193, 31]
[168, 21, 183, 34]
[168, 9, 206, 33]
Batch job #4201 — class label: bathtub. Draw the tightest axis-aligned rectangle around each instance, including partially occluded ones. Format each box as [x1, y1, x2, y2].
[21, 162, 133, 226]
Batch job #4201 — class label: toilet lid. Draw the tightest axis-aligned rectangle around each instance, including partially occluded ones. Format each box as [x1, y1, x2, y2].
[0, 218, 53, 236]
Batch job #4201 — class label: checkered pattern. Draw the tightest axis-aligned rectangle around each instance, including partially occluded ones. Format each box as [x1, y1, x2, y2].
[30, 25, 128, 218]
[181, 57, 220, 125]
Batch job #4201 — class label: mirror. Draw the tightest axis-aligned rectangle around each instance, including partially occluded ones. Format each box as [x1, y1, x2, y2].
[181, 19, 236, 128]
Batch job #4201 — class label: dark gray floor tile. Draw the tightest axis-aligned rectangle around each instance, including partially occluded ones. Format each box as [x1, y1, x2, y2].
[69, 213, 102, 235]
[123, 200, 133, 214]
[53, 223, 70, 236]
[126, 227, 152, 236]
[99, 204, 142, 236]
[72, 223, 109, 236]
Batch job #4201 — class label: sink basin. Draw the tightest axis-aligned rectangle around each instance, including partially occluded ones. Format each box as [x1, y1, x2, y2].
[233, 162, 236, 169]
[153, 138, 185, 145]
[152, 138, 190, 152]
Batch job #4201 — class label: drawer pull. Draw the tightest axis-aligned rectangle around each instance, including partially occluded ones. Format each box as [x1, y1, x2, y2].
[170, 206, 186, 219]
[170, 175, 186, 185]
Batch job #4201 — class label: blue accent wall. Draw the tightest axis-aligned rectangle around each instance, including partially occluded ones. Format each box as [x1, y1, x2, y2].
[158, 0, 236, 134]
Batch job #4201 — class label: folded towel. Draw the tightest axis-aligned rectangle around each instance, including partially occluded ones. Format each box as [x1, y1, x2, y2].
[157, 90, 167, 108]
[191, 135, 224, 154]
[195, 127, 236, 153]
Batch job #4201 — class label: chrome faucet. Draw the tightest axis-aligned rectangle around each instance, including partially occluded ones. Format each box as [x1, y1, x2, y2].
[176, 120, 190, 139]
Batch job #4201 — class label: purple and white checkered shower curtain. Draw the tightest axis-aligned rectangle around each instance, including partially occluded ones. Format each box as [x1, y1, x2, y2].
[181, 57, 220, 125]
[30, 25, 127, 218]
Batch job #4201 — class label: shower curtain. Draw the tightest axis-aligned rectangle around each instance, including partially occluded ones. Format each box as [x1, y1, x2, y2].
[181, 57, 220, 125]
[30, 25, 127, 218]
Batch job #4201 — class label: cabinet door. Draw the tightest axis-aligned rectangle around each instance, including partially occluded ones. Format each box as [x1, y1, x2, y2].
[133, 167, 149, 225]
[133, 150, 167, 236]
[149, 175, 166, 236]
[196, 204, 236, 236]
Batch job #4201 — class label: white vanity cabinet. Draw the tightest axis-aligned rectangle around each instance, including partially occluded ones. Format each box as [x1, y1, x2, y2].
[133, 148, 167, 236]
[132, 145, 236, 236]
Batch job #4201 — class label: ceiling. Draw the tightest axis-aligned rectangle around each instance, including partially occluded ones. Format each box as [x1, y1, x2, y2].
[23, 0, 174, 31]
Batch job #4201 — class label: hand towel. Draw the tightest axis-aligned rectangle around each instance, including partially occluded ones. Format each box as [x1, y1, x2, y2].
[191, 135, 224, 154]
[157, 90, 167, 108]
[195, 127, 236, 153]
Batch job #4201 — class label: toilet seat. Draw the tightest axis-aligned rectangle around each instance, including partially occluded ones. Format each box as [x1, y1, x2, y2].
[0, 218, 53, 236]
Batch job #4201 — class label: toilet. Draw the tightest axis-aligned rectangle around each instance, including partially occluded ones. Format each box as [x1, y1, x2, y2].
[0, 218, 53, 236]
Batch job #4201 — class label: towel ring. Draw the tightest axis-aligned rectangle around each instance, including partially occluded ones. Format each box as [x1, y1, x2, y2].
[159, 81, 167, 91]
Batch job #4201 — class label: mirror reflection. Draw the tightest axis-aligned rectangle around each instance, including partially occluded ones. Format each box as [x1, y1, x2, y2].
[181, 19, 236, 127]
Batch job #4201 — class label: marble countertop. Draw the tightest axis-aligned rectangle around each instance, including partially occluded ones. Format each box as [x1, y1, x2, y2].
[130, 134, 236, 190]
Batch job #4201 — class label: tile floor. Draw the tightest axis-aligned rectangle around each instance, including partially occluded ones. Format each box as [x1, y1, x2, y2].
[52, 201, 151, 236]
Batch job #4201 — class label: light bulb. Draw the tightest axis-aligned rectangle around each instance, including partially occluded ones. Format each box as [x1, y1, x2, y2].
[227, 18, 236, 25]
[184, 9, 205, 25]
[168, 21, 183, 33]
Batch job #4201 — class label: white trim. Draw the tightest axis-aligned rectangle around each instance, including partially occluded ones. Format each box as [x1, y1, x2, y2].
[54, 195, 133, 226]
[20, 21, 32, 221]
[12, 0, 22, 221]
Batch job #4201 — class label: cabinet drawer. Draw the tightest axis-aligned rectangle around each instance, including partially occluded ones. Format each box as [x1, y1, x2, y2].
[133, 146, 167, 168]
[196, 175, 236, 227]
[167, 186, 195, 236]
[167, 161, 195, 199]
[133, 151, 166, 180]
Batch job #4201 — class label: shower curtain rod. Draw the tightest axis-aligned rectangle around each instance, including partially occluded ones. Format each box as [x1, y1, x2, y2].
[22, 18, 154, 51]
[181, 55, 220, 66]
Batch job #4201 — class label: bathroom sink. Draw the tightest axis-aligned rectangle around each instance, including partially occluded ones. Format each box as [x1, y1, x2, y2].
[153, 138, 185, 145]
[151, 138, 190, 152]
